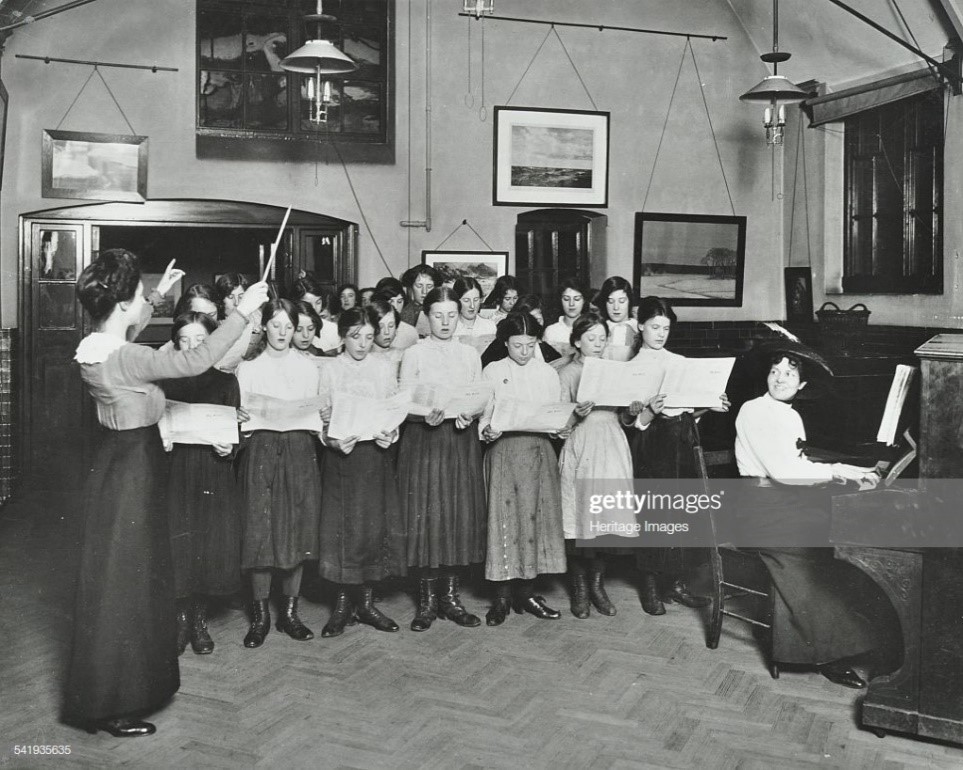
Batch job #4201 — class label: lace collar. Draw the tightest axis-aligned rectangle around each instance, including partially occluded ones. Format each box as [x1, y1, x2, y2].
[74, 333, 126, 365]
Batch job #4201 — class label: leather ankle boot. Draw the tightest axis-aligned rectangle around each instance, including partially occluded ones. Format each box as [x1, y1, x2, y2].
[243, 600, 270, 648]
[354, 586, 400, 632]
[568, 561, 590, 619]
[486, 583, 512, 626]
[410, 578, 437, 632]
[321, 589, 355, 638]
[639, 571, 666, 616]
[190, 598, 214, 654]
[176, 602, 190, 655]
[588, 561, 617, 616]
[512, 580, 561, 619]
[276, 595, 314, 641]
[437, 575, 481, 627]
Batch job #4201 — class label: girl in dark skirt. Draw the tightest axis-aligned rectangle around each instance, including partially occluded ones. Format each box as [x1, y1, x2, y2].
[399, 287, 487, 631]
[236, 299, 323, 648]
[316, 306, 407, 637]
[480, 313, 566, 625]
[68, 250, 267, 737]
[626, 296, 729, 615]
[161, 312, 242, 656]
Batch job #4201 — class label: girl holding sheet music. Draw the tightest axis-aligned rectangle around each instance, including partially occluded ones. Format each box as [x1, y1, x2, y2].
[596, 276, 640, 362]
[481, 275, 521, 324]
[557, 311, 637, 619]
[480, 312, 567, 625]
[626, 296, 729, 616]
[161, 312, 242, 657]
[398, 286, 487, 632]
[235, 298, 323, 648]
[316, 307, 406, 638]
[68, 249, 267, 738]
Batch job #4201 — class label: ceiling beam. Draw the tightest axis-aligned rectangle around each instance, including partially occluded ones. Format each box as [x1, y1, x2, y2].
[934, 0, 963, 44]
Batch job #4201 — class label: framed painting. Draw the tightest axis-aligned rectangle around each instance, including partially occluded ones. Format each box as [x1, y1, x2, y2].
[634, 212, 746, 307]
[422, 250, 508, 301]
[493, 106, 609, 207]
[42, 129, 148, 202]
[141, 273, 182, 324]
[784, 266, 814, 323]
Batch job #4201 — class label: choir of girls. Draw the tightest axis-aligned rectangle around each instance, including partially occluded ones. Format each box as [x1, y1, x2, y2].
[67, 252, 749, 739]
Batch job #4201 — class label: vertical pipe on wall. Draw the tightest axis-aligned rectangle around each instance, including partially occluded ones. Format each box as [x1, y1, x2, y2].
[400, 0, 432, 232]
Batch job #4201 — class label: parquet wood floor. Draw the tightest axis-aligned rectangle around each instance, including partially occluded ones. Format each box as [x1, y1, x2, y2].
[1, 490, 961, 769]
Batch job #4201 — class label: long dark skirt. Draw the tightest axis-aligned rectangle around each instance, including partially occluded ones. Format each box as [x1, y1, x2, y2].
[484, 434, 566, 581]
[167, 444, 241, 598]
[399, 420, 486, 568]
[319, 441, 407, 584]
[735, 485, 899, 665]
[238, 431, 321, 570]
[628, 413, 703, 574]
[65, 426, 179, 722]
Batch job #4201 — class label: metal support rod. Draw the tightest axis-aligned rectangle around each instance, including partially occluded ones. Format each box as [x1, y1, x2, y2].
[15, 54, 178, 72]
[456, 12, 726, 41]
[0, 0, 102, 32]
[773, 0, 779, 53]
[823, 0, 962, 87]
[402, 0, 432, 231]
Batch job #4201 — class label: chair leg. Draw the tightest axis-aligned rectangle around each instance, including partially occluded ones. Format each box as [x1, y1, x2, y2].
[769, 661, 780, 680]
[706, 594, 723, 650]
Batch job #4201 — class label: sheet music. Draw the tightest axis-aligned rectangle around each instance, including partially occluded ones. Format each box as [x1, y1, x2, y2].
[490, 395, 576, 433]
[575, 357, 664, 406]
[327, 390, 411, 441]
[661, 357, 735, 409]
[242, 393, 325, 433]
[408, 381, 495, 419]
[877, 365, 915, 445]
[158, 400, 239, 446]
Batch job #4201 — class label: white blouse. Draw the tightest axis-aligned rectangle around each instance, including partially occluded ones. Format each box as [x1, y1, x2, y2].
[400, 336, 481, 390]
[236, 348, 321, 400]
[453, 315, 497, 339]
[734, 393, 834, 484]
[318, 352, 397, 404]
[479, 356, 562, 435]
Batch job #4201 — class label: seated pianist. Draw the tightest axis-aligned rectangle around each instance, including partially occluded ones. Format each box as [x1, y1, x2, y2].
[732, 340, 901, 689]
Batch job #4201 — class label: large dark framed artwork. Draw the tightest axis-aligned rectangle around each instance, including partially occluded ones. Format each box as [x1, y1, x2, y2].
[633, 212, 746, 307]
[42, 130, 148, 202]
[784, 266, 814, 323]
[422, 250, 508, 302]
[493, 106, 609, 208]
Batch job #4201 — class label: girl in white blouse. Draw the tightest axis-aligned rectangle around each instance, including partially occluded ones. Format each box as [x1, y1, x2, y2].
[543, 277, 589, 356]
[451, 277, 497, 339]
[316, 307, 406, 638]
[398, 287, 487, 631]
[596, 276, 639, 362]
[367, 297, 406, 378]
[480, 275, 521, 324]
[480, 313, 567, 625]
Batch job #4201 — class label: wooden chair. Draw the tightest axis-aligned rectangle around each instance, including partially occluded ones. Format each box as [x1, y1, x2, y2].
[694, 445, 780, 679]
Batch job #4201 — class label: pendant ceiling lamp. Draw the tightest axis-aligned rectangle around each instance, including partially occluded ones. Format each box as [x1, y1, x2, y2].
[740, 0, 807, 145]
[280, 0, 357, 125]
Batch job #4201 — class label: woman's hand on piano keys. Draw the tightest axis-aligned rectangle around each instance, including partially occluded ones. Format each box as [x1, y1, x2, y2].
[832, 463, 881, 490]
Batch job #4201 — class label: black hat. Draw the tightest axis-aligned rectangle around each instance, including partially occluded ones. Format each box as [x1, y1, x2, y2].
[749, 339, 834, 400]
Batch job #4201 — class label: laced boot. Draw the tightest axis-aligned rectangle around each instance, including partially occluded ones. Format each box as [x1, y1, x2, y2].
[437, 574, 481, 627]
[189, 598, 214, 654]
[568, 560, 591, 619]
[353, 586, 400, 632]
[639, 570, 666, 616]
[243, 600, 270, 648]
[410, 578, 437, 632]
[176, 601, 190, 656]
[588, 559, 617, 616]
[276, 595, 314, 641]
[321, 589, 355, 638]
[485, 582, 512, 626]
[512, 579, 561, 619]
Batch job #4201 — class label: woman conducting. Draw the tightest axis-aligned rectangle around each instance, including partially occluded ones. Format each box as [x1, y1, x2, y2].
[68, 249, 267, 737]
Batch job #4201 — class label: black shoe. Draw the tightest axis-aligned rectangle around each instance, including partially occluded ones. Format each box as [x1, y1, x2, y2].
[819, 663, 867, 689]
[569, 562, 590, 619]
[486, 597, 512, 626]
[321, 590, 355, 638]
[512, 595, 561, 620]
[276, 595, 314, 641]
[353, 586, 400, 632]
[86, 718, 156, 737]
[640, 572, 666, 616]
[410, 578, 437, 632]
[243, 600, 270, 648]
[663, 579, 711, 609]
[588, 564, 616, 616]
[175, 605, 189, 656]
[189, 599, 214, 655]
[437, 575, 481, 627]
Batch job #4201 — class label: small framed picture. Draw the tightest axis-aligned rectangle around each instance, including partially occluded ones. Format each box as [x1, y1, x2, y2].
[42, 129, 148, 202]
[784, 267, 814, 323]
[422, 250, 509, 301]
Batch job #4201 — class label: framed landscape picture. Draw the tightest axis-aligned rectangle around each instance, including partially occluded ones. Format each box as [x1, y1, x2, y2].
[493, 106, 609, 207]
[422, 250, 509, 301]
[634, 213, 746, 307]
[42, 129, 148, 202]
